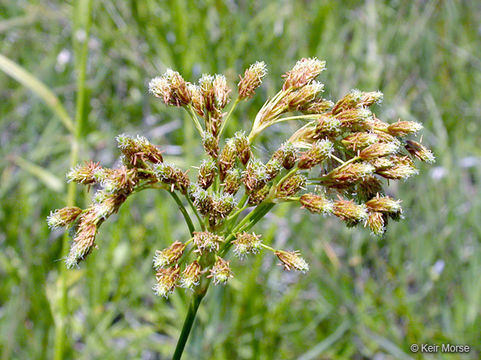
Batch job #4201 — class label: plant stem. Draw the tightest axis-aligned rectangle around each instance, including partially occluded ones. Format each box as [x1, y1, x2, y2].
[169, 191, 196, 236]
[172, 288, 208, 360]
[186, 105, 204, 136]
[185, 194, 205, 231]
[172, 201, 275, 359]
[218, 97, 240, 138]
[54, 1, 91, 359]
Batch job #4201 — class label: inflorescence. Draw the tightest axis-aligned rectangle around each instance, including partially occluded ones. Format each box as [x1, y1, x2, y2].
[48, 58, 434, 297]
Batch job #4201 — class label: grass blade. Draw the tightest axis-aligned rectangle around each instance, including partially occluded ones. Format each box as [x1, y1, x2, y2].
[13, 156, 64, 192]
[298, 320, 350, 360]
[0, 53, 74, 133]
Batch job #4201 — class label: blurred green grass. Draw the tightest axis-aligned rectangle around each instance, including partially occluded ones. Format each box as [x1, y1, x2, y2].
[1, 0, 480, 359]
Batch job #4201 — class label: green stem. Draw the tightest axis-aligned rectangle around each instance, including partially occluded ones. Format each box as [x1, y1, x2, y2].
[169, 191, 196, 236]
[329, 154, 345, 164]
[54, 2, 91, 359]
[221, 202, 275, 254]
[218, 97, 240, 138]
[185, 105, 204, 135]
[172, 289, 208, 360]
[225, 193, 249, 226]
[185, 194, 205, 231]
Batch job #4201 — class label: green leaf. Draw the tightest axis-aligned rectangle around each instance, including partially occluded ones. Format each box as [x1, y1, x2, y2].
[0, 53, 74, 133]
[13, 156, 64, 192]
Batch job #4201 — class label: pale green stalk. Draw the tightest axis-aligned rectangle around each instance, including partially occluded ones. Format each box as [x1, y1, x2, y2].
[54, 1, 91, 359]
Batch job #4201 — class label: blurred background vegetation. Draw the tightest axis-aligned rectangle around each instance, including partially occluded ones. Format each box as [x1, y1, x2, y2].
[1, 0, 480, 359]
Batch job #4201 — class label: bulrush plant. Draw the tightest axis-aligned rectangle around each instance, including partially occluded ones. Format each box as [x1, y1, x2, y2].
[48, 58, 434, 359]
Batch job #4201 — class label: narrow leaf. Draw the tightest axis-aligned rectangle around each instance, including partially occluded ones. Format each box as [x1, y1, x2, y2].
[0, 53, 74, 132]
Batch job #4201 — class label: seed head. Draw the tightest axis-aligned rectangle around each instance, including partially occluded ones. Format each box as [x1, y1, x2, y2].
[179, 261, 202, 289]
[298, 139, 333, 169]
[300, 99, 333, 114]
[387, 121, 423, 137]
[233, 232, 262, 259]
[116, 134, 163, 166]
[376, 156, 418, 180]
[405, 140, 435, 164]
[356, 176, 384, 201]
[323, 162, 375, 185]
[202, 132, 219, 158]
[342, 132, 378, 151]
[193, 231, 224, 253]
[331, 89, 363, 114]
[66, 208, 99, 268]
[208, 257, 233, 285]
[168, 70, 192, 105]
[336, 107, 373, 129]
[369, 157, 395, 171]
[283, 57, 326, 90]
[189, 184, 214, 215]
[285, 81, 324, 111]
[198, 159, 216, 189]
[300, 194, 333, 215]
[219, 139, 237, 181]
[199, 74, 216, 112]
[372, 130, 401, 146]
[238, 61, 267, 100]
[359, 142, 399, 160]
[187, 84, 205, 117]
[153, 265, 180, 298]
[213, 74, 231, 109]
[99, 167, 138, 194]
[275, 250, 309, 273]
[234, 131, 252, 165]
[67, 161, 102, 185]
[153, 241, 186, 269]
[92, 194, 123, 219]
[315, 115, 341, 138]
[276, 174, 306, 198]
[265, 158, 283, 181]
[333, 199, 368, 223]
[244, 158, 269, 191]
[365, 211, 385, 236]
[272, 142, 298, 170]
[359, 91, 383, 107]
[149, 70, 191, 106]
[248, 184, 270, 206]
[223, 168, 243, 195]
[365, 195, 402, 214]
[332, 90, 383, 113]
[154, 163, 190, 194]
[212, 193, 236, 219]
[148, 76, 172, 104]
[47, 207, 83, 229]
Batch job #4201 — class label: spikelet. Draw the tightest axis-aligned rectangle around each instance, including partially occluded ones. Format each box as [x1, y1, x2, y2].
[47, 207, 83, 229]
[233, 232, 262, 259]
[299, 194, 333, 215]
[208, 257, 233, 285]
[275, 250, 309, 272]
[283, 58, 326, 90]
[153, 266, 180, 298]
[238, 61, 267, 100]
[153, 241, 186, 269]
[405, 140, 435, 163]
[179, 261, 202, 289]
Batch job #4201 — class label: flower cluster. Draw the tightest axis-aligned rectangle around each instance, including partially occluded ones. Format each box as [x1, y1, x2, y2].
[48, 58, 434, 297]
